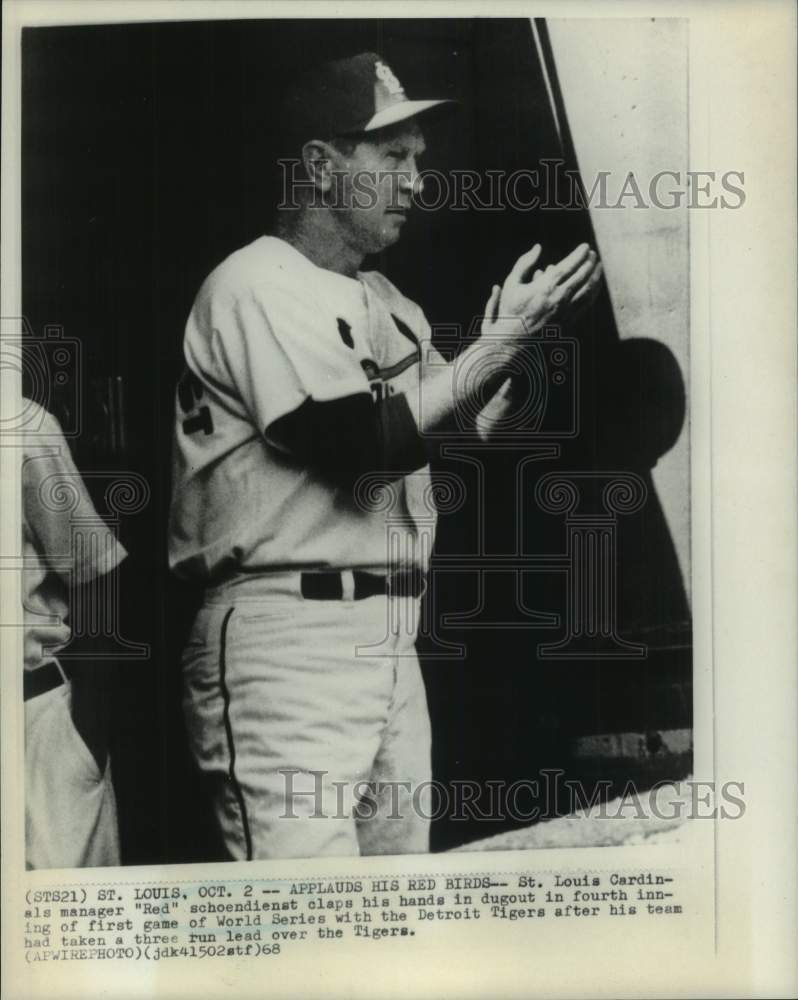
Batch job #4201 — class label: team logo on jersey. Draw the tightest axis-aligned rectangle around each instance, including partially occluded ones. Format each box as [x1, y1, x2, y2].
[360, 358, 379, 380]
[390, 313, 419, 347]
[375, 61, 404, 97]
[337, 317, 354, 349]
[361, 357, 400, 403]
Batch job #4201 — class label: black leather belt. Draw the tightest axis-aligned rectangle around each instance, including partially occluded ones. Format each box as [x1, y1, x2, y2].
[300, 570, 426, 601]
[24, 662, 69, 702]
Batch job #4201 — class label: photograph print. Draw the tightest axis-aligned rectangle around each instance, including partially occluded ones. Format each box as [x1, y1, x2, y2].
[17, 15, 692, 869]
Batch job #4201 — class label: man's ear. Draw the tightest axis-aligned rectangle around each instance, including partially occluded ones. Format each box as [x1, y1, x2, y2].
[301, 139, 337, 192]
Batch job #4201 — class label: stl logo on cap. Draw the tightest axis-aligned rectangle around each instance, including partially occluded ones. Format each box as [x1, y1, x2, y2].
[375, 60, 405, 98]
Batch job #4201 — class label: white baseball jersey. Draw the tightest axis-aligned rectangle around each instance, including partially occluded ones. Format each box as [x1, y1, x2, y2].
[168, 236, 440, 584]
[22, 402, 126, 672]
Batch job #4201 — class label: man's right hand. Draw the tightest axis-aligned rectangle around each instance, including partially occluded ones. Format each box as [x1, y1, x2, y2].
[491, 242, 601, 338]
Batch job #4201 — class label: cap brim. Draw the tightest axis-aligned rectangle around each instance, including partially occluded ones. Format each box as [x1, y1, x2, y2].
[363, 99, 454, 132]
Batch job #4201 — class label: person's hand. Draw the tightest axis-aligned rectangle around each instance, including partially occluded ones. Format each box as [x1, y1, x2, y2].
[489, 243, 602, 337]
[566, 246, 603, 314]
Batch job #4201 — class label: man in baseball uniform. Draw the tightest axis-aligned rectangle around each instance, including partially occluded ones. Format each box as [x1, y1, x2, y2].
[23, 400, 126, 869]
[169, 52, 601, 860]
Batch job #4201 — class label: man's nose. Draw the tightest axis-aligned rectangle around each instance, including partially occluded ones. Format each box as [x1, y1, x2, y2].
[400, 161, 424, 199]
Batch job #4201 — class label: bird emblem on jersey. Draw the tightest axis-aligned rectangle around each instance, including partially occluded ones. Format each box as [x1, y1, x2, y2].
[337, 317, 354, 349]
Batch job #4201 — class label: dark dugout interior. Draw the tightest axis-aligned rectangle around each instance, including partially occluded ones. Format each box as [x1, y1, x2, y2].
[22, 18, 692, 861]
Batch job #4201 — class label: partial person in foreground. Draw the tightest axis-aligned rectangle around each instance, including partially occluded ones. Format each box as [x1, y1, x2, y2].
[23, 400, 126, 869]
[168, 52, 603, 860]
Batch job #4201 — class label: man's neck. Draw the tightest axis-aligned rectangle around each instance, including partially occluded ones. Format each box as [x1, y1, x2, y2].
[273, 210, 364, 278]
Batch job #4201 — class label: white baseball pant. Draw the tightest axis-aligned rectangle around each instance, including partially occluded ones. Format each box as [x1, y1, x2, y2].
[25, 678, 120, 870]
[182, 573, 432, 860]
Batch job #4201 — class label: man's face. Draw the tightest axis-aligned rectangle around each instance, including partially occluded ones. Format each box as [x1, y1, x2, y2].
[332, 122, 427, 256]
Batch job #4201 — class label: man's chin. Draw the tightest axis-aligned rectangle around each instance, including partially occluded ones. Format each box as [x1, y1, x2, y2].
[373, 227, 404, 252]
[352, 225, 404, 259]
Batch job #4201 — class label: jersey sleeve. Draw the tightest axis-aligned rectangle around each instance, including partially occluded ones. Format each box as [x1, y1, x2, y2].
[190, 279, 372, 443]
[22, 405, 127, 584]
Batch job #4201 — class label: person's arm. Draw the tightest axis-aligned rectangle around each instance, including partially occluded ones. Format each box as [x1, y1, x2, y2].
[268, 242, 602, 482]
[269, 391, 427, 490]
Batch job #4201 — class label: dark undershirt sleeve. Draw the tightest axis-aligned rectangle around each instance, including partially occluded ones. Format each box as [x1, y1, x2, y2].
[267, 391, 428, 490]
